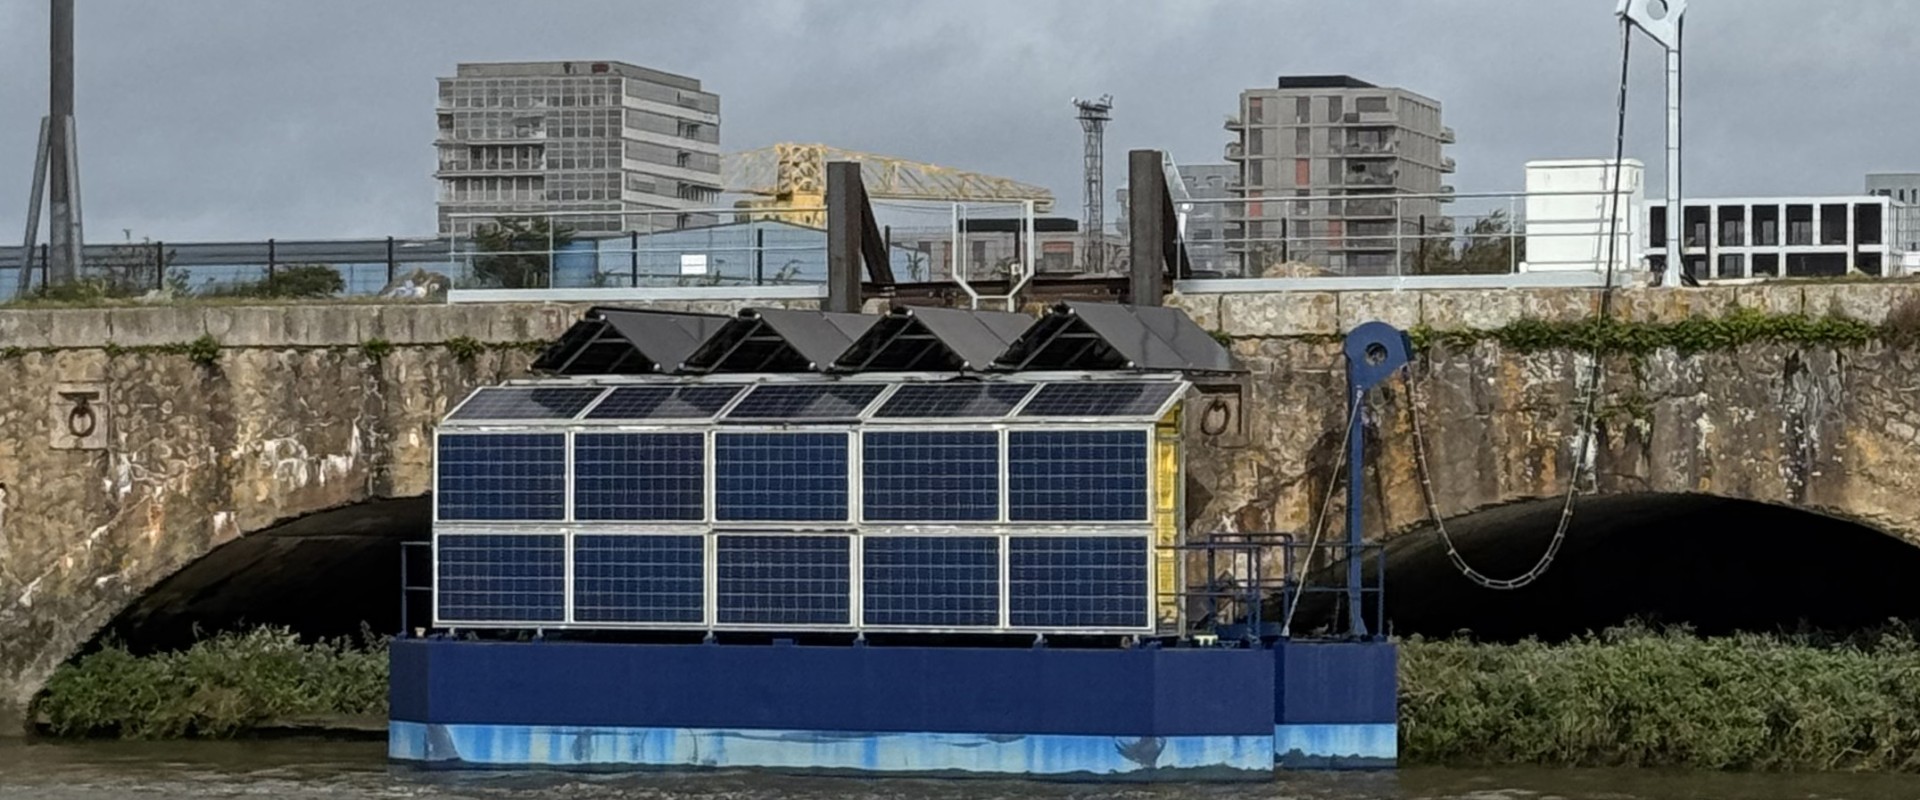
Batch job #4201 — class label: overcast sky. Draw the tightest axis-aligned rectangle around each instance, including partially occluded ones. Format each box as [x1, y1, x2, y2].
[0, 0, 1914, 241]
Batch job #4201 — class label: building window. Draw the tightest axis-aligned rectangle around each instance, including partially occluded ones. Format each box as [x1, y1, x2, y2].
[1295, 96, 1311, 124]
[1717, 254, 1745, 279]
[1247, 96, 1264, 125]
[1356, 97, 1389, 113]
[1326, 96, 1343, 121]
[1295, 127, 1311, 154]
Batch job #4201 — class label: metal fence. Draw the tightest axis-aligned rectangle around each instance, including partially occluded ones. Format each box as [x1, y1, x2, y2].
[1172, 188, 1643, 289]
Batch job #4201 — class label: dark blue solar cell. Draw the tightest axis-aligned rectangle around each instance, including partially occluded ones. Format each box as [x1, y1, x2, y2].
[572, 534, 705, 624]
[716, 535, 850, 626]
[723, 384, 885, 420]
[573, 433, 705, 521]
[584, 385, 742, 420]
[862, 537, 1000, 627]
[1007, 430, 1149, 522]
[435, 533, 565, 624]
[448, 386, 605, 420]
[1007, 536, 1149, 630]
[862, 431, 999, 522]
[436, 433, 567, 521]
[1015, 382, 1182, 418]
[714, 432, 848, 522]
[872, 383, 1035, 418]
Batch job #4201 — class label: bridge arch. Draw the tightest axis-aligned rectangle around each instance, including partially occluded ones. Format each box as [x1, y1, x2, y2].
[1373, 492, 1920, 641]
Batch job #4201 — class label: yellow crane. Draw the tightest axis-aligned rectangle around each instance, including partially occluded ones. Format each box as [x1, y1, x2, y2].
[723, 143, 1055, 227]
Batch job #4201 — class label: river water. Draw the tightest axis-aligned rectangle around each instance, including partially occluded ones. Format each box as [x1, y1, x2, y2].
[4, 739, 1920, 800]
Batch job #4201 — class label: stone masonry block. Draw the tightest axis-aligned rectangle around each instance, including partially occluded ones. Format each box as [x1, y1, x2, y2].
[105, 307, 207, 347]
[1516, 288, 1601, 323]
[201, 306, 285, 348]
[1335, 291, 1421, 332]
[1165, 292, 1222, 331]
[1419, 289, 1525, 330]
[1802, 282, 1920, 325]
[1218, 292, 1336, 337]
[1733, 284, 1804, 315]
[40, 309, 113, 349]
[0, 311, 54, 349]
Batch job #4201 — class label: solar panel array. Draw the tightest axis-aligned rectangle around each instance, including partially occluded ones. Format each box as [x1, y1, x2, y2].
[432, 378, 1182, 634]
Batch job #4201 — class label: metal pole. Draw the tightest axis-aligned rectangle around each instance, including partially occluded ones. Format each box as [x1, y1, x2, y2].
[753, 226, 765, 286]
[1393, 196, 1403, 276]
[1345, 385, 1368, 638]
[385, 235, 396, 285]
[47, 0, 81, 285]
[17, 116, 51, 296]
[1416, 214, 1427, 274]
[153, 240, 163, 292]
[1662, 23, 1682, 287]
[267, 238, 277, 282]
[629, 231, 639, 287]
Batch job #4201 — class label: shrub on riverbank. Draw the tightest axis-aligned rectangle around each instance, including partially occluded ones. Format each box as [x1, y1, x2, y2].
[34, 627, 386, 739]
[1399, 624, 1920, 771]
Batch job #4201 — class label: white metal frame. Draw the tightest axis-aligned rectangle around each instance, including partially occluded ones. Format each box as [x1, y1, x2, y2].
[430, 373, 1182, 635]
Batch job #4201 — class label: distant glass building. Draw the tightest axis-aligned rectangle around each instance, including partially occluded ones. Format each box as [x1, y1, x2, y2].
[436, 61, 723, 237]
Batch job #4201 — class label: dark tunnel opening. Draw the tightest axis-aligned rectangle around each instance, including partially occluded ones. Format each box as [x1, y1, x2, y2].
[91, 497, 430, 655]
[1371, 493, 1920, 642]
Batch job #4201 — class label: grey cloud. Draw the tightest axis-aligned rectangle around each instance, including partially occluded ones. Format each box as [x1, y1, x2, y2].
[0, 0, 1915, 240]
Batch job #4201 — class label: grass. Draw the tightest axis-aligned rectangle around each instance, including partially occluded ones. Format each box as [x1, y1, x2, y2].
[1400, 623, 1920, 771]
[36, 622, 1920, 774]
[33, 627, 387, 739]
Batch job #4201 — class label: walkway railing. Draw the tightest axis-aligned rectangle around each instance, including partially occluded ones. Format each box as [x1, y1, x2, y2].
[1161, 532, 1385, 643]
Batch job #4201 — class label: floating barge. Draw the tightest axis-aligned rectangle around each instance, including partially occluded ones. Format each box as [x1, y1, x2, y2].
[390, 303, 1398, 780]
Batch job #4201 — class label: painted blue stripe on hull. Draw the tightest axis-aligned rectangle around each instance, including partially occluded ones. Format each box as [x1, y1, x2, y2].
[390, 721, 1272, 778]
[1273, 723, 1397, 770]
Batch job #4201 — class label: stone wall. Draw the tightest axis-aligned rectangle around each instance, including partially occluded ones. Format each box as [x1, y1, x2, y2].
[1175, 283, 1920, 552]
[5, 283, 1920, 727]
[0, 299, 816, 728]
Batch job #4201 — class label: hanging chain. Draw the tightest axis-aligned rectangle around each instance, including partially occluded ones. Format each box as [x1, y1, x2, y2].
[1395, 22, 1635, 592]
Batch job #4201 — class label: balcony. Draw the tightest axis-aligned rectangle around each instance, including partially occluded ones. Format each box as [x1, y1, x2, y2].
[1224, 115, 1244, 131]
[1346, 199, 1397, 218]
[1441, 156, 1457, 173]
[1225, 142, 1246, 161]
[1342, 140, 1398, 157]
[1346, 169, 1398, 187]
[1439, 126, 1457, 144]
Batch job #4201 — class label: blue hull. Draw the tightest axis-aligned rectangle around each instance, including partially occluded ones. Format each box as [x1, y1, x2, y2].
[389, 639, 1396, 780]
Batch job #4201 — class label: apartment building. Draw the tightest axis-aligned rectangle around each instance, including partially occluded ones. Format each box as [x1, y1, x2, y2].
[435, 61, 722, 236]
[1225, 75, 1454, 275]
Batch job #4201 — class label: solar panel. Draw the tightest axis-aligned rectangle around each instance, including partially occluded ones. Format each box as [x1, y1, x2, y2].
[716, 535, 851, 626]
[1014, 382, 1182, 418]
[870, 383, 1035, 419]
[448, 386, 606, 420]
[435, 533, 566, 624]
[583, 385, 742, 420]
[714, 432, 849, 522]
[573, 433, 705, 521]
[722, 383, 885, 420]
[1007, 536, 1150, 629]
[436, 433, 567, 521]
[1008, 430, 1150, 522]
[572, 534, 705, 624]
[862, 431, 999, 522]
[862, 537, 1000, 627]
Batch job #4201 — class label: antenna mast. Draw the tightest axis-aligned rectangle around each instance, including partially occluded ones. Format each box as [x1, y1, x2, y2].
[20, 0, 85, 293]
[1074, 95, 1113, 273]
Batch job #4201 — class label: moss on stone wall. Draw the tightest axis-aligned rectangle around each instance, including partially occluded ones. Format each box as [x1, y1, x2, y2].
[1407, 308, 1884, 355]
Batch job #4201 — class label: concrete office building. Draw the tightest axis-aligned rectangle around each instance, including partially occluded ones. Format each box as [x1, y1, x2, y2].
[1225, 75, 1454, 275]
[1867, 173, 1920, 252]
[435, 61, 722, 236]
[1646, 195, 1915, 279]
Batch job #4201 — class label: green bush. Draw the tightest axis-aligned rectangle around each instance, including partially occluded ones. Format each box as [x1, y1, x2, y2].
[34, 627, 387, 739]
[202, 264, 345, 300]
[1399, 624, 1920, 771]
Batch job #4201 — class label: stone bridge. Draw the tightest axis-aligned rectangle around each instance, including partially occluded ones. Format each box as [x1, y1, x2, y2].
[5, 282, 1920, 726]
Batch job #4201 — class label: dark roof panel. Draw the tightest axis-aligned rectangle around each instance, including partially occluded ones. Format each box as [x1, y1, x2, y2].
[531, 307, 730, 375]
[682, 308, 879, 373]
[992, 302, 1236, 373]
[836, 306, 1036, 372]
